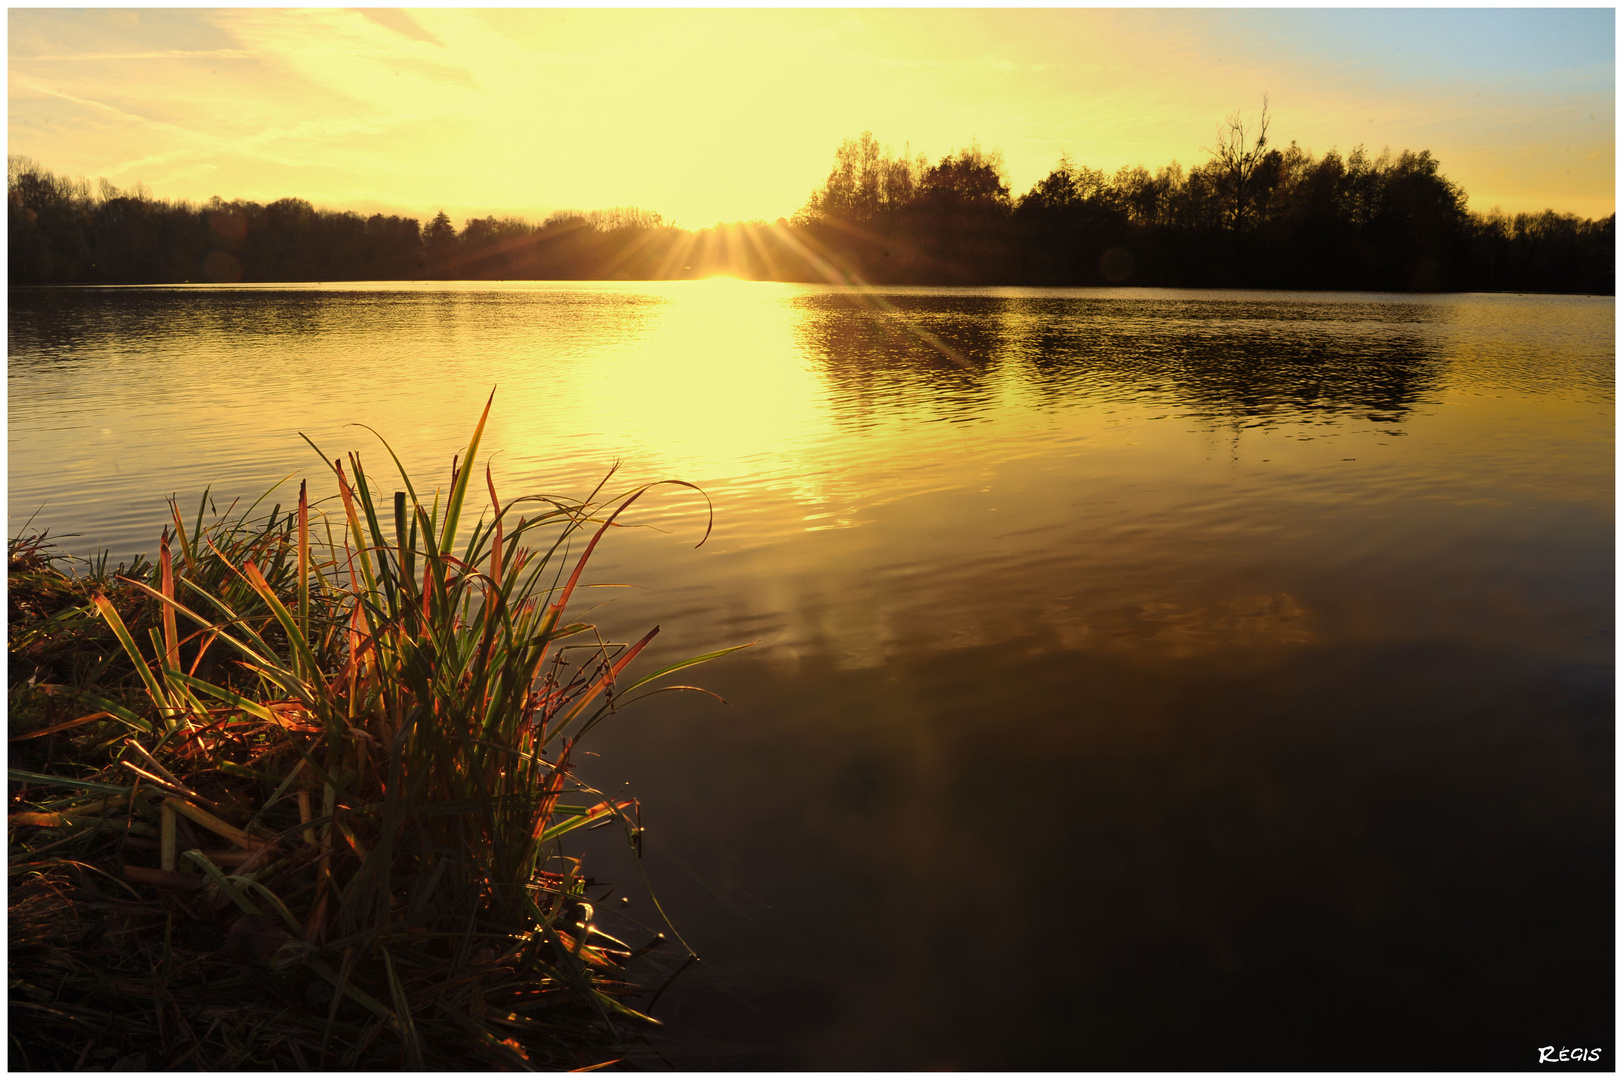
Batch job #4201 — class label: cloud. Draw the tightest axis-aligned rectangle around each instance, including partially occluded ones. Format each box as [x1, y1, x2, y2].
[26, 49, 256, 61]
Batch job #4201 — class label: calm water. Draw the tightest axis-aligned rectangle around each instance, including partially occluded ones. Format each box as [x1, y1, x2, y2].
[8, 283, 1614, 1069]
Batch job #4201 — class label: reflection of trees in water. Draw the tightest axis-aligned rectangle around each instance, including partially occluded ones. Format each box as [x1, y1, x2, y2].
[11, 290, 351, 355]
[1176, 333, 1439, 427]
[10, 288, 671, 371]
[1012, 301, 1447, 427]
[793, 292, 1448, 430]
[791, 293, 1016, 430]
[8, 290, 101, 364]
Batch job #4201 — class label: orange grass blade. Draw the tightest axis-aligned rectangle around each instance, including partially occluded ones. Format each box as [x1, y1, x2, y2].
[298, 479, 309, 679]
[532, 743, 574, 838]
[571, 1058, 624, 1072]
[421, 561, 433, 625]
[123, 739, 191, 792]
[551, 490, 647, 619]
[7, 710, 113, 742]
[159, 529, 180, 675]
[538, 798, 636, 844]
[551, 625, 660, 736]
[486, 463, 504, 584]
[241, 560, 324, 699]
[164, 795, 259, 850]
[167, 496, 196, 574]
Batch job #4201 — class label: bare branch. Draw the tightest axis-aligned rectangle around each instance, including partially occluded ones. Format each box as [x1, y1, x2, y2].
[1203, 95, 1273, 230]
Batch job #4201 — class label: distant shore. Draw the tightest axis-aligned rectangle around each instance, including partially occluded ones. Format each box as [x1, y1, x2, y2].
[10, 140, 1614, 294]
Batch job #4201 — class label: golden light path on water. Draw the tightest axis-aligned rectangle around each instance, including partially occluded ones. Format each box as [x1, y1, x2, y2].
[557, 278, 830, 498]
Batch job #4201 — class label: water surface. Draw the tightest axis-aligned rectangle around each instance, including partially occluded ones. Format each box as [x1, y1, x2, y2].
[9, 283, 1614, 1068]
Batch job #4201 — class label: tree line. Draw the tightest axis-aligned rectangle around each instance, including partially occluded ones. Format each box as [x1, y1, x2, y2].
[791, 105, 1612, 292]
[7, 157, 692, 284]
[7, 108, 1613, 292]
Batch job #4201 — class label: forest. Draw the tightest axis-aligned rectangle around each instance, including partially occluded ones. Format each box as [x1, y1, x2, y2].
[8, 109, 1614, 293]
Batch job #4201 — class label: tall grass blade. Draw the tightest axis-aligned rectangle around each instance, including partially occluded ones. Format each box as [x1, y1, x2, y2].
[90, 593, 170, 727]
[379, 947, 424, 1069]
[159, 530, 179, 675]
[298, 479, 310, 681]
[438, 388, 494, 555]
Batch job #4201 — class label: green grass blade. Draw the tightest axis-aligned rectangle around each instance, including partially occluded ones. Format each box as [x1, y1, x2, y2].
[90, 593, 171, 720]
[49, 689, 153, 735]
[437, 387, 493, 555]
[307, 958, 399, 1025]
[168, 672, 281, 725]
[619, 642, 754, 695]
[235, 876, 304, 936]
[380, 947, 424, 1068]
[181, 850, 265, 918]
[239, 561, 324, 695]
[8, 769, 132, 796]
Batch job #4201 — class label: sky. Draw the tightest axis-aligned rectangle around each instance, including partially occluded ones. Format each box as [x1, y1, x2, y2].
[7, 7, 1615, 229]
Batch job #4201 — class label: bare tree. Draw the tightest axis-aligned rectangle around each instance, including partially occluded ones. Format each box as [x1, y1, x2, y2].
[1206, 95, 1271, 229]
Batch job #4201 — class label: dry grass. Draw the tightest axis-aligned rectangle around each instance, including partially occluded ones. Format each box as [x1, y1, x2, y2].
[9, 394, 741, 1069]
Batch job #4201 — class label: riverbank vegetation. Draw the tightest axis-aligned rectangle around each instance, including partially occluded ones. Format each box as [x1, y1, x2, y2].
[8, 104, 1613, 292]
[8, 401, 737, 1069]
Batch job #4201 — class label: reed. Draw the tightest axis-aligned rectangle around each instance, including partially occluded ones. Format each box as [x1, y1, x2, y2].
[8, 394, 741, 1069]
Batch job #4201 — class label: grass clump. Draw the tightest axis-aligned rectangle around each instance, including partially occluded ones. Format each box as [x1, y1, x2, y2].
[8, 394, 740, 1069]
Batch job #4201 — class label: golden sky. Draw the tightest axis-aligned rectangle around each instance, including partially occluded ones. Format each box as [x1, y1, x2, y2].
[8, 8, 1615, 227]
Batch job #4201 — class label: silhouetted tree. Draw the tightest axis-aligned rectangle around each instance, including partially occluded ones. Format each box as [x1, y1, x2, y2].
[423, 210, 456, 276]
[799, 131, 926, 226]
[1205, 97, 1273, 230]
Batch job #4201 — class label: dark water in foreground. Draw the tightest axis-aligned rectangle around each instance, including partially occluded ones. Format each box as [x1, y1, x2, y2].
[8, 283, 1614, 1069]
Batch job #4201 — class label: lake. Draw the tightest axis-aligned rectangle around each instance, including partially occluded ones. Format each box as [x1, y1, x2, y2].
[8, 283, 1614, 1069]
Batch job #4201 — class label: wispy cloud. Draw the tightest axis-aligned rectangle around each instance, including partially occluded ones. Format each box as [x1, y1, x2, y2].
[13, 76, 401, 178]
[12, 80, 223, 147]
[27, 49, 256, 62]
